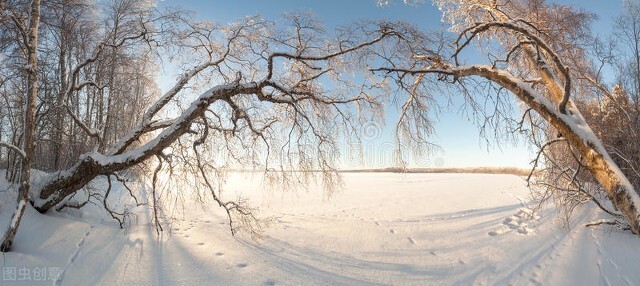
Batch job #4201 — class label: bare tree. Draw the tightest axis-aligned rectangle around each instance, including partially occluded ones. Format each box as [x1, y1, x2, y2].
[372, 0, 640, 233]
[0, 0, 407, 250]
[0, 0, 41, 251]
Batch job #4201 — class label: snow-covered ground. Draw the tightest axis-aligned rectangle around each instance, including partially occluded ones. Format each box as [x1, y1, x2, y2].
[1, 172, 639, 285]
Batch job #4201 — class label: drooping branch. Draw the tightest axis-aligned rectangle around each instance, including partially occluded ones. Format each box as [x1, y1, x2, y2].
[526, 137, 568, 184]
[34, 20, 394, 211]
[192, 118, 238, 235]
[150, 155, 163, 235]
[373, 63, 640, 233]
[103, 175, 126, 228]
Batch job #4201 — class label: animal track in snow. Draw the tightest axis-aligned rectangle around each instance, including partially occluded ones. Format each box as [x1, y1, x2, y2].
[54, 224, 93, 286]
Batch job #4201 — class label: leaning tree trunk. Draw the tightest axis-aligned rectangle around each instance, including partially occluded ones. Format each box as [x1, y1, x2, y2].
[402, 9, 640, 233]
[457, 66, 640, 233]
[32, 81, 263, 213]
[1, 0, 41, 252]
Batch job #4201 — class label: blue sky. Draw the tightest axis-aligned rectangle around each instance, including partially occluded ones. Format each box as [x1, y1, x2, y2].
[157, 0, 623, 169]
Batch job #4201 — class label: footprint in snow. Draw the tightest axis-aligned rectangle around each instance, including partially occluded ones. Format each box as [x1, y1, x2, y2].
[215, 252, 224, 256]
[197, 242, 205, 246]
[389, 229, 396, 234]
[489, 207, 539, 236]
[488, 229, 508, 236]
[237, 263, 248, 268]
[263, 279, 276, 286]
[407, 237, 416, 244]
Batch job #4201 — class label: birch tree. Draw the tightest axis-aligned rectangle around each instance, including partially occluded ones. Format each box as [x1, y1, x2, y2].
[0, 0, 41, 251]
[372, 0, 640, 233]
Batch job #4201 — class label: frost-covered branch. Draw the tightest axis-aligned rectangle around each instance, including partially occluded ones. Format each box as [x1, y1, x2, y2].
[374, 60, 640, 233]
[454, 20, 572, 113]
[0, 142, 25, 158]
[35, 81, 263, 212]
[266, 26, 397, 80]
[107, 18, 248, 156]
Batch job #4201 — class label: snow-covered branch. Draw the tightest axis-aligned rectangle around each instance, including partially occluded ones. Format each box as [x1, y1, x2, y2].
[0, 142, 25, 158]
[454, 20, 572, 112]
[36, 81, 262, 211]
[374, 61, 640, 233]
[107, 60, 223, 155]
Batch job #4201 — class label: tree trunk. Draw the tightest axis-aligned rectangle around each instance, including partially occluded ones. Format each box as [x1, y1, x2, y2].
[33, 81, 262, 213]
[1, 0, 41, 252]
[456, 66, 640, 233]
[54, 29, 67, 170]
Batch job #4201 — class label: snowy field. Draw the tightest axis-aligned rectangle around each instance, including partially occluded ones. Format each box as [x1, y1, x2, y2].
[1, 172, 640, 285]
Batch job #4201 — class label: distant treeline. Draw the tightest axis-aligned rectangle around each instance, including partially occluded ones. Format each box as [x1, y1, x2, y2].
[339, 167, 531, 176]
[222, 167, 532, 176]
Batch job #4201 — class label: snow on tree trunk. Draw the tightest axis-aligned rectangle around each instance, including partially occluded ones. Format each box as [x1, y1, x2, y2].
[33, 82, 263, 213]
[371, 0, 640, 234]
[459, 66, 640, 233]
[1, 0, 41, 252]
